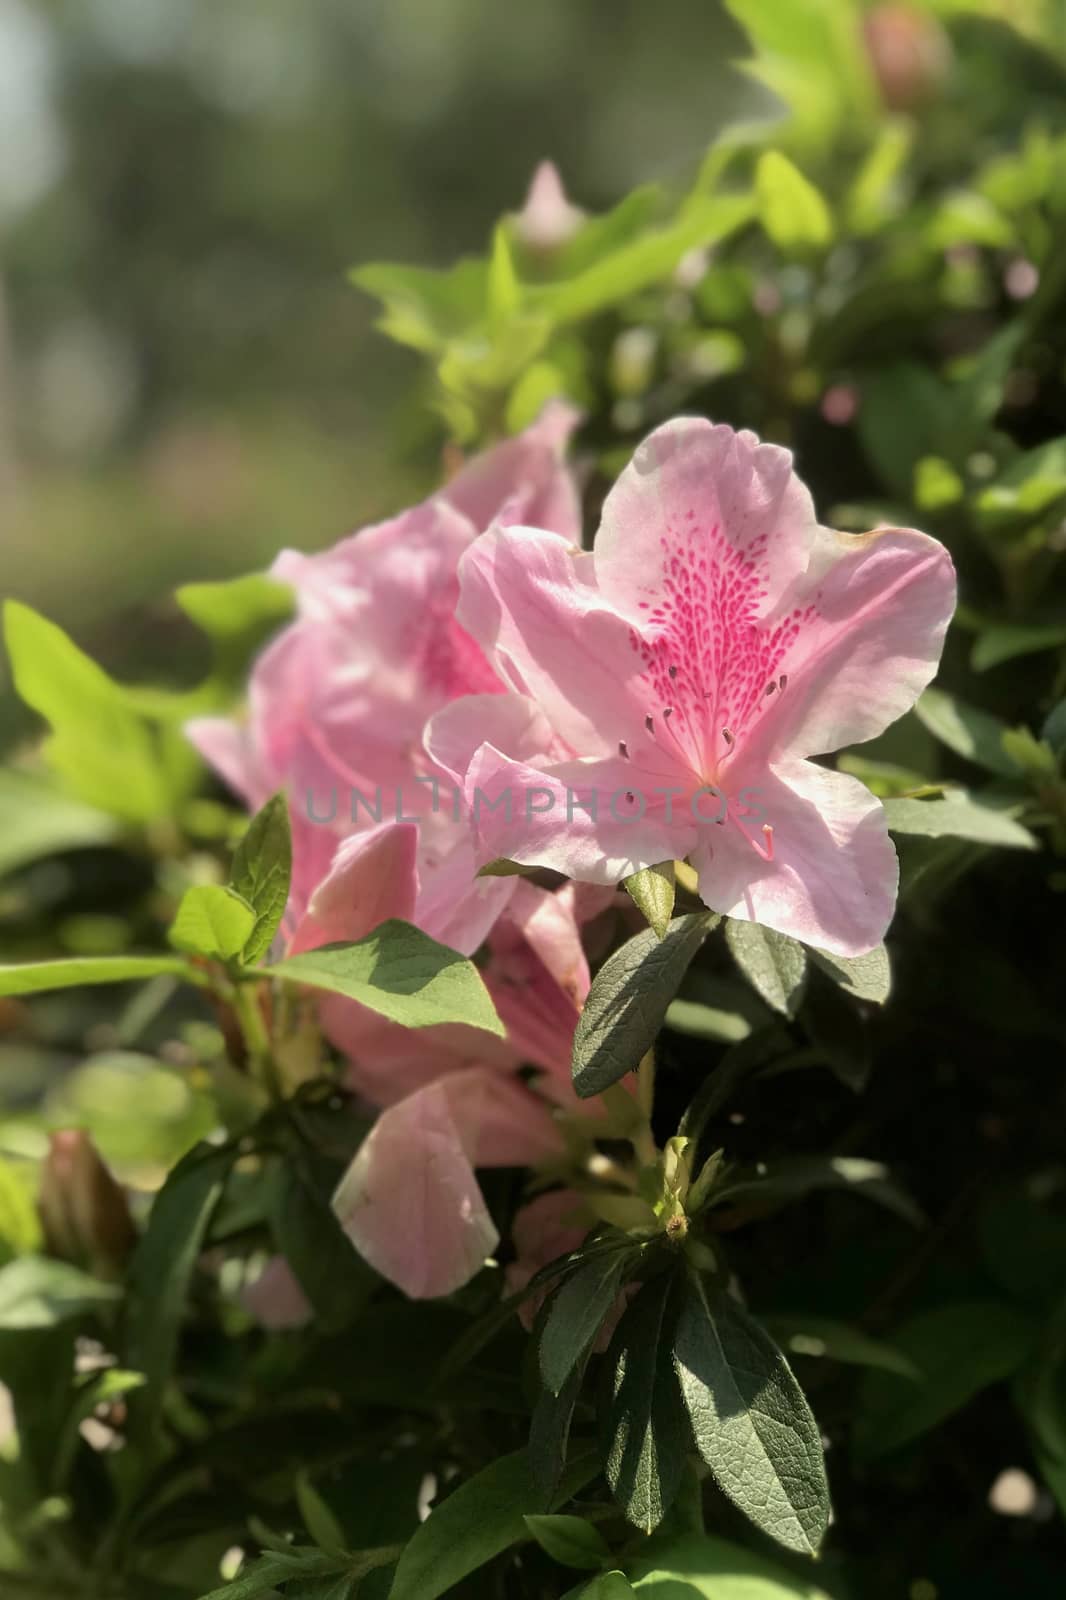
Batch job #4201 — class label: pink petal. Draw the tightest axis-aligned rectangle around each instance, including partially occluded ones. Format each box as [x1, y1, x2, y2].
[241, 1255, 313, 1331]
[185, 716, 271, 810]
[594, 418, 818, 619]
[426, 691, 564, 783]
[692, 757, 898, 956]
[332, 1079, 499, 1299]
[444, 400, 583, 542]
[746, 524, 957, 762]
[287, 822, 419, 955]
[513, 163, 586, 252]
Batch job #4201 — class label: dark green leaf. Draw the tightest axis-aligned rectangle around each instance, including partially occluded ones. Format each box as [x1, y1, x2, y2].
[761, 1315, 919, 1379]
[264, 921, 504, 1035]
[530, 1354, 591, 1507]
[915, 688, 1019, 777]
[572, 914, 718, 1098]
[523, 1514, 610, 1571]
[725, 921, 807, 1018]
[541, 1249, 633, 1396]
[124, 1143, 231, 1442]
[806, 944, 890, 1005]
[971, 622, 1066, 673]
[672, 1274, 830, 1555]
[602, 1276, 687, 1533]
[713, 1155, 922, 1227]
[628, 1530, 832, 1596]
[853, 1301, 1035, 1461]
[883, 794, 1036, 849]
[387, 1447, 598, 1600]
[231, 792, 293, 963]
[273, 1160, 376, 1332]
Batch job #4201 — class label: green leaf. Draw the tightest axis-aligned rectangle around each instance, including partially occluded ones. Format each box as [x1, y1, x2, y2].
[913, 455, 964, 511]
[52, 1369, 146, 1486]
[0, 1158, 42, 1263]
[176, 571, 293, 645]
[725, 921, 807, 1018]
[523, 1514, 610, 1571]
[263, 921, 504, 1035]
[540, 1248, 633, 1396]
[755, 152, 832, 251]
[230, 792, 293, 963]
[855, 364, 957, 499]
[664, 999, 753, 1044]
[761, 1315, 919, 1380]
[387, 1447, 598, 1600]
[581, 1576, 636, 1599]
[488, 223, 522, 324]
[602, 1276, 687, 1533]
[273, 1159, 376, 1333]
[168, 884, 257, 961]
[914, 688, 1019, 778]
[853, 1301, 1035, 1461]
[0, 770, 120, 879]
[623, 862, 676, 941]
[199, 1547, 349, 1600]
[353, 257, 487, 354]
[629, 1531, 832, 1597]
[0, 954, 193, 997]
[530, 196, 752, 325]
[298, 1470, 350, 1558]
[530, 1350, 590, 1507]
[713, 1155, 922, 1227]
[672, 1274, 830, 1555]
[3, 601, 172, 821]
[572, 914, 717, 1098]
[882, 794, 1036, 849]
[806, 943, 891, 1005]
[971, 622, 1066, 672]
[124, 1143, 231, 1443]
[0, 1256, 120, 1329]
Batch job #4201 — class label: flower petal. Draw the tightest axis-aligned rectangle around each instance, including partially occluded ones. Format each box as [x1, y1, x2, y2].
[693, 758, 898, 956]
[443, 400, 583, 540]
[287, 822, 419, 955]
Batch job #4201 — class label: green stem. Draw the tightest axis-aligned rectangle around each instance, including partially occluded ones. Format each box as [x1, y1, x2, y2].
[232, 978, 282, 1101]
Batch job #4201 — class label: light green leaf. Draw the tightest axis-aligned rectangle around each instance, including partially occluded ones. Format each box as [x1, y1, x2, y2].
[264, 922, 504, 1035]
[168, 884, 257, 961]
[352, 258, 487, 355]
[0, 770, 120, 879]
[3, 600, 172, 821]
[882, 795, 1036, 849]
[488, 223, 521, 323]
[624, 862, 676, 941]
[725, 920, 807, 1017]
[630, 1531, 832, 1597]
[761, 1315, 919, 1379]
[915, 688, 1019, 778]
[672, 1275, 830, 1555]
[388, 1448, 598, 1600]
[0, 1158, 41, 1263]
[806, 943, 891, 1005]
[602, 1277, 686, 1534]
[581, 1575, 636, 1599]
[0, 954, 193, 997]
[971, 622, 1066, 672]
[755, 152, 832, 251]
[572, 914, 718, 1098]
[665, 999, 752, 1044]
[297, 1470, 349, 1558]
[230, 792, 293, 963]
[854, 1301, 1035, 1461]
[523, 1514, 610, 1571]
[0, 1256, 120, 1329]
[913, 456, 963, 511]
[175, 572, 293, 644]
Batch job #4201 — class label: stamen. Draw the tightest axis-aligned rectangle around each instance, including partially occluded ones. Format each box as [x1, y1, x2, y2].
[765, 681, 776, 696]
[668, 664, 678, 680]
[618, 740, 630, 760]
[645, 714, 654, 734]
[779, 674, 788, 691]
[758, 823, 775, 862]
[722, 727, 734, 746]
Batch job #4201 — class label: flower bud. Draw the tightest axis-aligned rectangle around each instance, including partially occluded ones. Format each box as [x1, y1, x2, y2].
[514, 162, 585, 253]
[37, 1130, 136, 1281]
[863, 4, 951, 111]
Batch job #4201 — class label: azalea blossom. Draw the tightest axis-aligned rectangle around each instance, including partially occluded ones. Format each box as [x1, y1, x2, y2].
[187, 402, 582, 953]
[430, 418, 956, 956]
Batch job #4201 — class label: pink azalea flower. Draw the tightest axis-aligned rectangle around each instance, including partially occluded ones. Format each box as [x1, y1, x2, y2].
[333, 1067, 564, 1299]
[430, 418, 956, 957]
[187, 402, 582, 952]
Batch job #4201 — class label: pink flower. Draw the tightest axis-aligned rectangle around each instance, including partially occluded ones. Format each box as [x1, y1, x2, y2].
[513, 161, 586, 253]
[241, 1255, 313, 1332]
[187, 403, 582, 952]
[431, 418, 956, 957]
[333, 1068, 564, 1299]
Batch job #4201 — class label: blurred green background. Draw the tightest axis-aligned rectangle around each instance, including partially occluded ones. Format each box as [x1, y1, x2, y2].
[0, 0, 756, 663]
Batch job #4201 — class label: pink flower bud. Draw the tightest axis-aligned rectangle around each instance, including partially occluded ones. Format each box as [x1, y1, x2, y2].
[514, 162, 585, 253]
[37, 1130, 136, 1281]
[863, 5, 951, 111]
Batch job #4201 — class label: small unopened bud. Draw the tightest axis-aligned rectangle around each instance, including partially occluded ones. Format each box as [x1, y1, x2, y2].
[37, 1131, 136, 1281]
[514, 161, 585, 253]
[863, 5, 951, 111]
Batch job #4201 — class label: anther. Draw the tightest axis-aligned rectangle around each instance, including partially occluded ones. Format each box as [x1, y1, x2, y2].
[645, 714, 655, 734]
[619, 740, 630, 760]
[722, 728, 734, 746]
[779, 674, 788, 691]
[765, 681, 776, 696]
[668, 664, 678, 680]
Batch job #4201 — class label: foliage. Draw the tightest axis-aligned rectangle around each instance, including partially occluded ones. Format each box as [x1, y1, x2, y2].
[2, 3, 1066, 1598]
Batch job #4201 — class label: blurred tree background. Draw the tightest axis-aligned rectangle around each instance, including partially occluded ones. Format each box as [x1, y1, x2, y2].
[0, 0, 754, 719]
